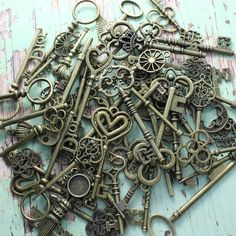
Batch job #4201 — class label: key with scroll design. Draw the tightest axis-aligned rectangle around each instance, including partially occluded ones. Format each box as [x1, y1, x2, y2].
[91, 106, 133, 199]
[34, 135, 104, 198]
[34, 39, 93, 185]
[25, 29, 87, 86]
[191, 80, 216, 141]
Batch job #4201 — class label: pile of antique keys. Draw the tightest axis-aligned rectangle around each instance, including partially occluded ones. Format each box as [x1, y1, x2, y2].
[0, 0, 236, 235]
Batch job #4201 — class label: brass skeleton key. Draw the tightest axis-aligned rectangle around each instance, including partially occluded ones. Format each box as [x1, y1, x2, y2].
[148, 160, 235, 236]
[170, 161, 235, 222]
[156, 36, 235, 56]
[59, 35, 92, 104]
[0, 29, 47, 121]
[103, 153, 126, 234]
[118, 87, 165, 164]
[0, 103, 67, 129]
[25, 28, 88, 86]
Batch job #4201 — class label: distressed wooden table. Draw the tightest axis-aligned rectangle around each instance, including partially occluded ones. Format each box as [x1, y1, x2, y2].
[0, 0, 236, 235]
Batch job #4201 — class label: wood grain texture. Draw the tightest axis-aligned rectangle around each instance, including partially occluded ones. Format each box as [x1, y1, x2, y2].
[0, 0, 236, 235]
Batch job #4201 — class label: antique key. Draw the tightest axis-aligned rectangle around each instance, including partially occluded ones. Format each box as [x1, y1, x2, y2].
[147, 40, 206, 57]
[40, 39, 93, 183]
[0, 1, 236, 236]
[25, 26, 88, 86]
[104, 152, 126, 234]
[118, 87, 165, 164]
[191, 80, 216, 141]
[156, 37, 235, 56]
[0, 29, 46, 105]
[170, 161, 235, 222]
[52, 28, 89, 81]
[0, 124, 44, 164]
[148, 160, 235, 236]
[0, 102, 67, 129]
[0, 28, 47, 121]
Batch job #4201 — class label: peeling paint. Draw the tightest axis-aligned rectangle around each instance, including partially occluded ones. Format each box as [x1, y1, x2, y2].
[52, 0, 60, 10]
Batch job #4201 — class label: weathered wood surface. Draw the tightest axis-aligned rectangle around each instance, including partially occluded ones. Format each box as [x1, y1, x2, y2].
[0, 0, 236, 235]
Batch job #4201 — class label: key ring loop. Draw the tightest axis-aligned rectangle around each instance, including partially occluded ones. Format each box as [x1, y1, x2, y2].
[20, 190, 51, 222]
[159, 149, 176, 170]
[26, 77, 53, 105]
[72, 0, 100, 24]
[138, 164, 161, 186]
[120, 0, 143, 18]
[148, 214, 176, 236]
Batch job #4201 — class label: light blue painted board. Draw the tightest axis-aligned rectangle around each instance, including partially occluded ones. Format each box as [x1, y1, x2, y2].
[0, 0, 236, 235]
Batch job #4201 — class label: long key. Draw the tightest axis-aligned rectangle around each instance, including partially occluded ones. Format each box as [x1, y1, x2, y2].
[148, 40, 206, 57]
[41, 39, 93, 182]
[25, 29, 87, 86]
[148, 161, 235, 236]
[34, 44, 113, 195]
[156, 37, 235, 56]
[169, 161, 235, 222]
[41, 81, 89, 182]
[131, 88, 183, 136]
[0, 103, 67, 129]
[58, 29, 90, 103]
[118, 87, 165, 163]
[154, 87, 176, 196]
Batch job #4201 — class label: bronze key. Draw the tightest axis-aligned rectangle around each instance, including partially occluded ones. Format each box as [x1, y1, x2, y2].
[148, 160, 235, 236]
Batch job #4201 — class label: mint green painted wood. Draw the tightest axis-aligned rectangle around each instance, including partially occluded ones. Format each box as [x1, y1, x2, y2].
[0, 0, 235, 235]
